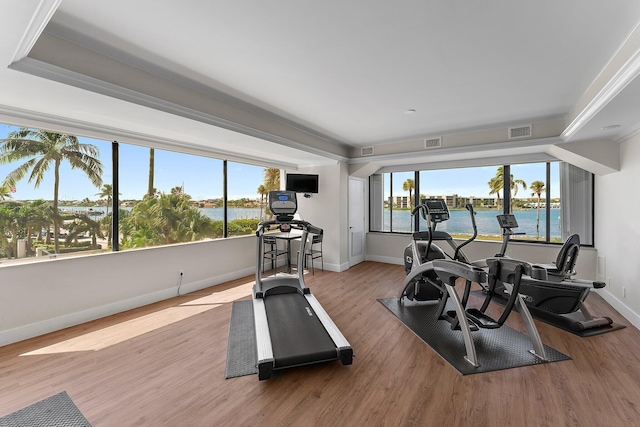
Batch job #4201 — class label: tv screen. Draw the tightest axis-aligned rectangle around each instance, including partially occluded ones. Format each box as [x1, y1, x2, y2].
[286, 173, 319, 194]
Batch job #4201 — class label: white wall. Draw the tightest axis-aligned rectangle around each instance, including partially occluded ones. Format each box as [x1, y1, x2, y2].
[0, 236, 256, 346]
[594, 134, 640, 328]
[290, 162, 350, 272]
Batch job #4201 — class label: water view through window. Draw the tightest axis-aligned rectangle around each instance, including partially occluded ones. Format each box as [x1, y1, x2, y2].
[0, 124, 280, 263]
[371, 161, 592, 244]
[384, 207, 562, 239]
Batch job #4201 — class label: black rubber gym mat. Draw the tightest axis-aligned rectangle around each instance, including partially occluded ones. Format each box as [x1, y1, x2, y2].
[225, 300, 258, 379]
[378, 298, 571, 375]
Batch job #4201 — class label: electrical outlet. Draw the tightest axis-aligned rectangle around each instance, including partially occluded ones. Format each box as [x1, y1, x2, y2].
[179, 269, 184, 276]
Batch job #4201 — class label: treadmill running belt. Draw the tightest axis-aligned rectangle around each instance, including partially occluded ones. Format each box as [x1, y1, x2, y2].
[265, 292, 338, 368]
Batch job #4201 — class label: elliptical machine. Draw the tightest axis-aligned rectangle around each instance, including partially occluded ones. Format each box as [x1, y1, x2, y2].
[399, 199, 549, 367]
[489, 214, 613, 334]
[402, 199, 478, 302]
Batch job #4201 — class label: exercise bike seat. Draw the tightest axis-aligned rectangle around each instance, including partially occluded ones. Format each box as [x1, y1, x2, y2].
[547, 234, 580, 277]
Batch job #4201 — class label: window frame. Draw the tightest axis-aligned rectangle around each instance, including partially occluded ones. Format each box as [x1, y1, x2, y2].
[369, 161, 594, 247]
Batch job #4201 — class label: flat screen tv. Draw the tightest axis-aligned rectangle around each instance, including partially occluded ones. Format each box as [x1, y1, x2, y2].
[286, 173, 319, 194]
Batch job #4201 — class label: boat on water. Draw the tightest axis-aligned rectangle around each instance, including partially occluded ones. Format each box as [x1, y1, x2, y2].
[58, 208, 105, 216]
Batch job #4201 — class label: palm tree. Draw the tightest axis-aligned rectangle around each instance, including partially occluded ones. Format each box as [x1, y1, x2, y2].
[257, 184, 267, 219]
[0, 202, 20, 258]
[263, 168, 280, 191]
[403, 178, 415, 210]
[120, 191, 215, 248]
[488, 176, 503, 211]
[19, 199, 51, 255]
[510, 176, 527, 199]
[0, 128, 103, 253]
[96, 184, 114, 216]
[65, 214, 104, 250]
[0, 184, 14, 200]
[488, 166, 527, 213]
[530, 180, 546, 239]
[170, 185, 185, 195]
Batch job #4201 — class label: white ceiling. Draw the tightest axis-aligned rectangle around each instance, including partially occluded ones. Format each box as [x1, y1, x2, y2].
[3, 0, 640, 170]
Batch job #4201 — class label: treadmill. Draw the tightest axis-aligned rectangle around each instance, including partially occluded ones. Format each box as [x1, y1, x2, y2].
[253, 190, 353, 380]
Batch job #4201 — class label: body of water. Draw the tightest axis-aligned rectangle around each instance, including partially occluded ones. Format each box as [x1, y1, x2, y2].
[60, 206, 264, 221]
[383, 208, 562, 238]
[60, 206, 560, 239]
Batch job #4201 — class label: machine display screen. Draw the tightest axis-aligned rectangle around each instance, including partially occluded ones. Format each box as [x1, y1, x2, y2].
[269, 191, 297, 215]
[497, 214, 519, 228]
[425, 199, 446, 212]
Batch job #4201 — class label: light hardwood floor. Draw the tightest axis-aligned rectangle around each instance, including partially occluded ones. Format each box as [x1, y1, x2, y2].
[1, 261, 640, 426]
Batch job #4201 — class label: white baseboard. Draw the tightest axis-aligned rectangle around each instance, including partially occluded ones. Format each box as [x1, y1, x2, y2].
[365, 255, 403, 265]
[596, 289, 640, 331]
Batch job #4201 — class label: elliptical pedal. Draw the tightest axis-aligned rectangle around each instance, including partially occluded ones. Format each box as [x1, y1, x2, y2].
[465, 308, 500, 329]
[445, 310, 480, 331]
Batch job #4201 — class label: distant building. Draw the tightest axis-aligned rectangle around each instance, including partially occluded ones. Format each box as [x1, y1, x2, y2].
[421, 194, 497, 208]
[390, 196, 409, 208]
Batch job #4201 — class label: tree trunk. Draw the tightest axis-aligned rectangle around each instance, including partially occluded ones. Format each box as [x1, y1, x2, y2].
[536, 195, 541, 239]
[148, 148, 155, 197]
[53, 160, 60, 254]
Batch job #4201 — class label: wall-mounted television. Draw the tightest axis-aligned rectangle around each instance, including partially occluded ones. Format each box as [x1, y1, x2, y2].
[285, 173, 319, 194]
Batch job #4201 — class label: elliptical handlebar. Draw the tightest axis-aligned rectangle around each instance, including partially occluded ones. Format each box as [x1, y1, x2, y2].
[453, 204, 478, 262]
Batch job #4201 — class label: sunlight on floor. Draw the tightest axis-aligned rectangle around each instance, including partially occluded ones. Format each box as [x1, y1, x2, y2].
[180, 282, 254, 305]
[20, 281, 255, 356]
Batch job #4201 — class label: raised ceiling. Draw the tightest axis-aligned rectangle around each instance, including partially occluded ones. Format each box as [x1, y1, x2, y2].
[3, 0, 640, 170]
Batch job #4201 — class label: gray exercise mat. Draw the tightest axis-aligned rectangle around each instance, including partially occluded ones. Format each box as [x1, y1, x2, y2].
[378, 298, 571, 375]
[0, 391, 90, 427]
[225, 300, 258, 378]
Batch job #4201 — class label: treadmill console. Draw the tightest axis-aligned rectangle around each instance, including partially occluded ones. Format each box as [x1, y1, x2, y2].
[497, 214, 518, 229]
[421, 198, 450, 223]
[268, 191, 298, 219]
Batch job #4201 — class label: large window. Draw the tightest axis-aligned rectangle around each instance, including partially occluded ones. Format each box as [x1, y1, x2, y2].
[370, 171, 414, 233]
[0, 124, 281, 264]
[370, 161, 593, 245]
[0, 126, 112, 261]
[117, 143, 224, 248]
[227, 162, 278, 237]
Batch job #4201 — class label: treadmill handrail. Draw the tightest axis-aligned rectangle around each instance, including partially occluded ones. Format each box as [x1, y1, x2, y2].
[257, 219, 321, 236]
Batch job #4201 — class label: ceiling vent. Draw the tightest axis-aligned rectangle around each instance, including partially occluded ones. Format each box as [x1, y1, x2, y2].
[361, 146, 374, 156]
[424, 137, 442, 149]
[508, 125, 532, 139]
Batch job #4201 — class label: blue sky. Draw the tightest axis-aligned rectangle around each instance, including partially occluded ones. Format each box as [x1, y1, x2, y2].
[1, 123, 559, 201]
[389, 163, 559, 199]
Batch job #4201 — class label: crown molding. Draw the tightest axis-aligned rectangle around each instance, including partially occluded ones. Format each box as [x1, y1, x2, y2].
[616, 121, 640, 143]
[562, 47, 640, 141]
[10, 0, 60, 63]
